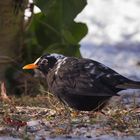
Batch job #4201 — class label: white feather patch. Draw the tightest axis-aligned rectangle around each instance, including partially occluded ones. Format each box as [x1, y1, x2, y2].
[55, 57, 67, 75]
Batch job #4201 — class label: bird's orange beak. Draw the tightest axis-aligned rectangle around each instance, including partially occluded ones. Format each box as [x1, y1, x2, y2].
[22, 63, 38, 70]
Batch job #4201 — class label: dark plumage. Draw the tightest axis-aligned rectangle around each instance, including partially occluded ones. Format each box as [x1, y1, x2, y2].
[23, 53, 140, 111]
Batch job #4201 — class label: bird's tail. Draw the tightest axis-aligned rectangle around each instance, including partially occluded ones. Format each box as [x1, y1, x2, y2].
[116, 80, 140, 89]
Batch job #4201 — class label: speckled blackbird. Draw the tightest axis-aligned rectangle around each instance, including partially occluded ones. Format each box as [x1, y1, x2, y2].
[23, 53, 140, 111]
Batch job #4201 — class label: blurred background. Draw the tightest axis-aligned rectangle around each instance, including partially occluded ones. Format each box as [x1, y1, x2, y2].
[0, 0, 140, 96]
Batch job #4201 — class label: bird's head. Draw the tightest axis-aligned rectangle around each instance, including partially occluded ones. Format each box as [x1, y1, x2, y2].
[22, 53, 65, 74]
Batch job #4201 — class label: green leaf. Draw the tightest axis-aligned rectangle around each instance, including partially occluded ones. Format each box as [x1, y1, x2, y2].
[34, 0, 88, 47]
[62, 22, 88, 44]
[35, 0, 87, 25]
[25, 0, 88, 62]
[43, 43, 81, 57]
[33, 13, 61, 47]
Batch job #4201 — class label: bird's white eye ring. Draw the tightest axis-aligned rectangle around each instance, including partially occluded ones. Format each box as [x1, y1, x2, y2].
[41, 59, 48, 64]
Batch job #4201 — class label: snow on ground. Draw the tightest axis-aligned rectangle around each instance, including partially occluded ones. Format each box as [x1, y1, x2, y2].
[75, 0, 140, 80]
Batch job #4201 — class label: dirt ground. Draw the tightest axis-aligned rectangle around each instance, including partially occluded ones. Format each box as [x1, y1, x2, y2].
[0, 89, 140, 140]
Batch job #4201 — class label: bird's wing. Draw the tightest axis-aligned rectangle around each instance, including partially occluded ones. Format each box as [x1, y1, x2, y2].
[56, 58, 130, 96]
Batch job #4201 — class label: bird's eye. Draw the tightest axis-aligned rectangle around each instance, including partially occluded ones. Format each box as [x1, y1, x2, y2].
[41, 59, 48, 65]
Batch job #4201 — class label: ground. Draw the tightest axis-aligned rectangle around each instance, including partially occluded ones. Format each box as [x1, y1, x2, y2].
[0, 89, 140, 140]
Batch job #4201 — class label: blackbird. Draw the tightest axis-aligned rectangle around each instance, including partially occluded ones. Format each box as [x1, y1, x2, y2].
[23, 53, 140, 111]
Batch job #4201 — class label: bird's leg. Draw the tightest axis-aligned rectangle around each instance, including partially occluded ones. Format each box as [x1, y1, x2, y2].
[63, 105, 72, 133]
